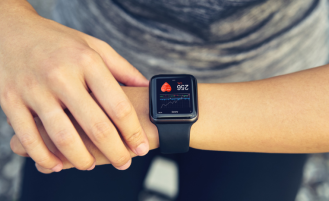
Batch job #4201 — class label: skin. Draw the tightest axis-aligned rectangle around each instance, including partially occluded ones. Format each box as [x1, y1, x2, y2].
[0, 0, 150, 172]
[10, 64, 329, 173]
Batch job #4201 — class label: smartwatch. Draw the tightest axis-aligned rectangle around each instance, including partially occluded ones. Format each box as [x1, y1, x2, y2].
[149, 74, 198, 154]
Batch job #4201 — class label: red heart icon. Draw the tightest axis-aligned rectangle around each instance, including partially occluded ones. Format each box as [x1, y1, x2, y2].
[161, 82, 171, 92]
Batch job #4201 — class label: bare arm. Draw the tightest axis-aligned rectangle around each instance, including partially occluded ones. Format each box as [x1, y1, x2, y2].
[193, 64, 329, 153]
[11, 63, 329, 172]
[124, 64, 329, 154]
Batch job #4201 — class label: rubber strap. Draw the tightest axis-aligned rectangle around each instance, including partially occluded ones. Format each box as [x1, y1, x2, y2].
[156, 123, 192, 154]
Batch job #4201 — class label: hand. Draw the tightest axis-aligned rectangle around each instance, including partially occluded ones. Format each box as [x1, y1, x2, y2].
[1, 9, 149, 171]
[10, 87, 160, 173]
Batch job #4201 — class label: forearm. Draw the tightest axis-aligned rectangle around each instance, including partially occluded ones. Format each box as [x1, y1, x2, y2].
[125, 64, 329, 154]
[12, 65, 329, 171]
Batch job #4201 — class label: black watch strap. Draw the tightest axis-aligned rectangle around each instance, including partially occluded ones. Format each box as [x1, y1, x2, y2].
[156, 123, 192, 154]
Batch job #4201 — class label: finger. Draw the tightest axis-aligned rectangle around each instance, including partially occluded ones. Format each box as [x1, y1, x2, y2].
[85, 36, 149, 87]
[66, 111, 112, 166]
[84, 58, 150, 157]
[29, 94, 96, 171]
[12, 112, 114, 171]
[11, 132, 76, 171]
[34, 117, 77, 169]
[35, 163, 54, 174]
[12, 112, 119, 171]
[2, 101, 63, 172]
[31, 117, 79, 173]
[36, 113, 109, 170]
[53, 80, 132, 170]
[10, 135, 29, 157]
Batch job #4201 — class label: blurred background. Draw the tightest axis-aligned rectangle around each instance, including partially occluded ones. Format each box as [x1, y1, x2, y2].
[2, 0, 329, 200]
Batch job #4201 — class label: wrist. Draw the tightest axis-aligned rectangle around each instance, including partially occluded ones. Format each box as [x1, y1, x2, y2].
[0, 1, 40, 38]
[0, 0, 36, 14]
[122, 83, 207, 152]
[122, 86, 159, 151]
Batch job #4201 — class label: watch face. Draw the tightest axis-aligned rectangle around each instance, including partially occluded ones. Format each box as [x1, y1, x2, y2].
[156, 77, 192, 114]
[150, 74, 198, 121]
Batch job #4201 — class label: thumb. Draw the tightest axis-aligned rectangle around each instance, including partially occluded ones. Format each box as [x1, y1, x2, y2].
[86, 36, 149, 87]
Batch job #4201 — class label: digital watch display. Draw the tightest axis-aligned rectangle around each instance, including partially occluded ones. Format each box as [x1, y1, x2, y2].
[149, 74, 198, 154]
[156, 77, 193, 114]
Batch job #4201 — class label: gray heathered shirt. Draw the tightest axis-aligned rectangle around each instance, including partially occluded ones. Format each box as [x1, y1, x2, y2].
[53, 0, 329, 83]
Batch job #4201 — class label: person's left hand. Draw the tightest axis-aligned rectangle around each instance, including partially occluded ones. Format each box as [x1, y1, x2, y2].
[10, 87, 160, 173]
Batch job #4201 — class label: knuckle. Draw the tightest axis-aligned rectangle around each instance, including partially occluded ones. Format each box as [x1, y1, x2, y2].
[76, 48, 99, 67]
[44, 67, 67, 86]
[113, 100, 133, 119]
[91, 122, 112, 143]
[111, 155, 130, 167]
[95, 39, 109, 47]
[125, 128, 144, 144]
[20, 76, 39, 91]
[0, 87, 19, 107]
[34, 156, 53, 168]
[40, 48, 88, 85]
[53, 129, 75, 147]
[19, 133, 38, 148]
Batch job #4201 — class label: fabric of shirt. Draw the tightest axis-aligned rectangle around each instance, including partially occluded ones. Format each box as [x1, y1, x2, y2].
[53, 0, 329, 83]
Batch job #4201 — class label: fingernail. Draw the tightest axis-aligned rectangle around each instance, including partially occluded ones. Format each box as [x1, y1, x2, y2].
[117, 159, 131, 170]
[87, 161, 96, 171]
[135, 143, 149, 156]
[51, 164, 62, 172]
